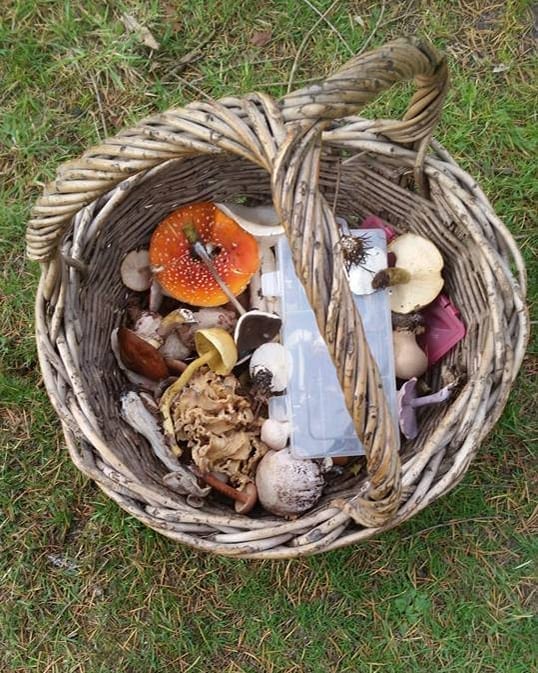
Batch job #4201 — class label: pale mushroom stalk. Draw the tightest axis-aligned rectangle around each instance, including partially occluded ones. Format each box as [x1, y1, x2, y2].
[398, 377, 456, 439]
[182, 223, 246, 315]
[407, 387, 452, 407]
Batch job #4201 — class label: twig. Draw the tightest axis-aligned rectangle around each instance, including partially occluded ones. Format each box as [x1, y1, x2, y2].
[300, 0, 354, 55]
[176, 77, 213, 101]
[287, 0, 340, 93]
[355, 0, 387, 58]
[332, 158, 341, 213]
[165, 28, 217, 78]
[401, 516, 499, 541]
[89, 73, 108, 139]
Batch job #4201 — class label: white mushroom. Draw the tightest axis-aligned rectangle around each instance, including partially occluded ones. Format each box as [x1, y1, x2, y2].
[391, 313, 428, 380]
[347, 245, 387, 296]
[261, 418, 290, 450]
[255, 448, 325, 517]
[373, 234, 444, 314]
[216, 203, 284, 244]
[120, 249, 152, 291]
[249, 342, 291, 394]
[160, 331, 191, 361]
[132, 311, 163, 348]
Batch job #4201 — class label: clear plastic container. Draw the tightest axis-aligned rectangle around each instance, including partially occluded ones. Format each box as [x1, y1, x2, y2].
[264, 230, 399, 459]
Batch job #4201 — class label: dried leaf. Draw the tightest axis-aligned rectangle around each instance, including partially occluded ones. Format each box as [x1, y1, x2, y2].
[121, 13, 160, 50]
[250, 30, 272, 47]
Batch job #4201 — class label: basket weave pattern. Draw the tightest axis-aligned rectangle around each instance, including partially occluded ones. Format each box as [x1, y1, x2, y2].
[27, 39, 528, 557]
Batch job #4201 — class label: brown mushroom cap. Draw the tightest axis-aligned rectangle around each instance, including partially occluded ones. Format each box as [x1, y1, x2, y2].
[118, 327, 168, 381]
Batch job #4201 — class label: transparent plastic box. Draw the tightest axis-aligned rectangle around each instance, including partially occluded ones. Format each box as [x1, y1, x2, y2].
[264, 230, 399, 459]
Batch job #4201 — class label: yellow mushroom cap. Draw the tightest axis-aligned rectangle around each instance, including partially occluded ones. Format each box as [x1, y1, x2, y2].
[387, 234, 444, 314]
[194, 328, 238, 375]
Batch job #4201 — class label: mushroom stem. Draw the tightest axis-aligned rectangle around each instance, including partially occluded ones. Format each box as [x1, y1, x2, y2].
[183, 221, 246, 315]
[195, 471, 250, 504]
[191, 240, 246, 315]
[410, 387, 453, 408]
[164, 357, 188, 374]
[159, 328, 238, 456]
[160, 349, 215, 455]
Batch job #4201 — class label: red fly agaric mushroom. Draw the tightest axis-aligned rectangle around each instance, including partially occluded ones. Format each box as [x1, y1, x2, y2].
[149, 202, 260, 308]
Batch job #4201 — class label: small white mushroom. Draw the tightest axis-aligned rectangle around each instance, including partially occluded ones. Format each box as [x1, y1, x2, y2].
[249, 342, 291, 394]
[261, 418, 290, 450]
[132, 311, 163, 348]
[160, 331, 191, 361]
[347, 245, 387, 296]
[255, 448, 325, 517]
[120, 249, 152, 291]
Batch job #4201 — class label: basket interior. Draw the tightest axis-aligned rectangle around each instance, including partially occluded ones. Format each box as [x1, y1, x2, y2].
[66, 149, 488, 511]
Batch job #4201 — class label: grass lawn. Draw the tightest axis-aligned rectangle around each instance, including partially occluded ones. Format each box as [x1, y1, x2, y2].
[1, 1, 536, 672]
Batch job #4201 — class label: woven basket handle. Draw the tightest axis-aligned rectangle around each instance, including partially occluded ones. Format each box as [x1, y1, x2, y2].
[27, 38, 448, 528]
[272, 39, 448, 526]
[282, 37, 448, 142]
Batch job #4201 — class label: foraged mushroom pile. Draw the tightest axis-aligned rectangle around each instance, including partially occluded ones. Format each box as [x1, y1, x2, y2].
[115, 204, 465, 519]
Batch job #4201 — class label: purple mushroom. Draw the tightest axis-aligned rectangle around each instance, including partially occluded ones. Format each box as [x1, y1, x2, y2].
[398, 377, 455, 439]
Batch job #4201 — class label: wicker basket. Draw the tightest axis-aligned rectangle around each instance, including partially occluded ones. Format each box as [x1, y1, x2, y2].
[27, 39, 528, 558]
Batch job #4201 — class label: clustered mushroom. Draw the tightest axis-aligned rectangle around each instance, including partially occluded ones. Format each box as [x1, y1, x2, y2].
[114, 204, 462, 519]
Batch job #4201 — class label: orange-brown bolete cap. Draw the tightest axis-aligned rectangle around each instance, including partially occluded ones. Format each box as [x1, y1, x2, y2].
[149, 202, 260, 307]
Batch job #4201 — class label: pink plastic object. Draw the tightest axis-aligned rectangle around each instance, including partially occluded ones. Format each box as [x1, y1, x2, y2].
[417, 294, 466, 366]
[360, 215, 397, 242]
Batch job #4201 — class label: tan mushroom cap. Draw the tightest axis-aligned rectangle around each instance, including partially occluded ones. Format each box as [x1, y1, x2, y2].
[194, 327, 237, 375]
[387, 233, 444, 314]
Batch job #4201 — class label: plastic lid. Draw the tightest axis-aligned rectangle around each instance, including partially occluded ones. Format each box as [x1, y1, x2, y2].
[267, 231, 399, 459]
